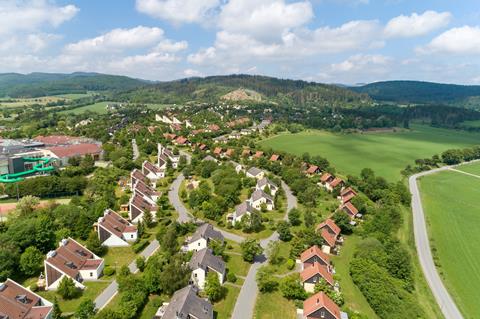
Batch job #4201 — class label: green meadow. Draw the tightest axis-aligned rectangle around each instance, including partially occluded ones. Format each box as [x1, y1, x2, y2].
[419, 165, 480, 318]
[259, 125, 480, 181]
[60, 101, 113, 114]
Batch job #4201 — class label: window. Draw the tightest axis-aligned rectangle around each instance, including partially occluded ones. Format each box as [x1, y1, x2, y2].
[131, 235, 134, 238]
[90, 272, 93, 277]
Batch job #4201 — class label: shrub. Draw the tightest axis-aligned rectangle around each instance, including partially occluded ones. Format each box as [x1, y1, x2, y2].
[136, 256, 146, 272]
[227, 272, 237, 283]
[132, 239, 149, 253]
[103, 267, 115, 276]
[30, 283, 39, 292]
[286, 259, 295, 270]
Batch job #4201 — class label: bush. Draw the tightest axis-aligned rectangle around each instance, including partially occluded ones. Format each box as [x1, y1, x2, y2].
[227, 272, 237, 283]
[136, 256, 146, 272]
[132, 239, 149, 253]
[30, 283, 39, 292]
[286, 259, 295, 270]
[103, 267, 115, 276]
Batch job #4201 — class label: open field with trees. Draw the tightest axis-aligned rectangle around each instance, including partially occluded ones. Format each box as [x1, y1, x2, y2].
[260, 125, 480, 181]
[59, 101, 113, 114]
[419, 165, 480, 318]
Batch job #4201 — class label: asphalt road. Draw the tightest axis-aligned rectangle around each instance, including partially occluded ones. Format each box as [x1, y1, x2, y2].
[94, 239, 160, 310]
[409, 164, 471, 319]
[231, 180, 297, 319]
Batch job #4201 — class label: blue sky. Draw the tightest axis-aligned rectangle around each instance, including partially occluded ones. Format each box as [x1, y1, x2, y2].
[1, 0, 480, 84]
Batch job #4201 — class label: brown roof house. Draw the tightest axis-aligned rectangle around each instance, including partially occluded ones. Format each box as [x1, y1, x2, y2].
[301, 262, 335, 293]
[158, 143, 180, 169]
[96, 209, 138, 247]
[341, 202, 359, 219]
[189, 248, 226, 290]
[0, 279, 53, 319]
[326, 177, 344, 192]
[187, 224, 224, 252]
[306, 165, 320, 175]
[142, 161, 165, 187]
[269, 154, 281, 162]
[316, 219, 342, 254]
[44, 238, 104, 290]
[45, 143, 103, 166]
[300, 245, 331, 268]
[339, 187, 357, 204]
[130, 169, 148, 188]
[302, 291, 346, 319]
[154, 285, 213, 319]
[129, 179, 159, 223]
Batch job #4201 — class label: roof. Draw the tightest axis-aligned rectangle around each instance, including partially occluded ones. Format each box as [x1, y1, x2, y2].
[131, 193, 156, 212]
[208, 124, 220, 131]
[213, 147, 222, 155]
[131, 168, 147, 182]
[143, 161, 162, 175]
[161, 286, 213, 319]
[257, 177, 277, 190]
[340, 187, 357, 203]
[320, 173, 333, 183]
[175, 136, 188, 144]
[163, 133, 177, 140]
[300, 245, 330, 265]
[250, 189, 273, 203]
[46, 238, 100, 279]
[46, 143, 102, 158]
[316, 219, 341, 237]
[270, 154, 280, 161]
[225, 149, 234, 157]
[98, 209, 137, 239]
[329, 177, 343, 188]
[188, 248, 226, 275]
[0, 279, 52, 319]
[133, 179, 159, 199]
[303, 292, 341, 319]
[300, 262, 334, 286]
[34, 135, 79, 145]
[343, 202, 359, 217]
[242, 149, 251, 156]
[203, 155, 217, 162]
[246, 167, 262, 177]
[320, 228, 337, 247]
[306, 165, 319, 174]
[254, 151, 263, 158]
[235, 201, 255, 218]
[189, 224, 224, 245]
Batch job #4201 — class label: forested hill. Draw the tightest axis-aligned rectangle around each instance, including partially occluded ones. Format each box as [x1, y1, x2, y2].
[0, 72, 148, 98]
[117, 74, 372, 107]
[352, 80, 480, 108]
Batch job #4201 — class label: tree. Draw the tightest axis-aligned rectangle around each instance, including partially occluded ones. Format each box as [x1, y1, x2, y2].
[143, 210, 153, 228]
[288, 208, 301, 226]
[136, 256, 146, 272]
[241, 239, 263, 263]
[277, 221, 292, 241]
[86, 230, 106, 256]
[280, 274, 307, 300]
[51, 297, 62, 319]
[304, 210, 315, 227]
[57, 277, 78, 299]
[332, 211, 353, 234]
[20, 246, 44, 276]
[266, 241, 282, 265]
[256, 266, 278, 292]
[204, 272, 225, 302]
[16, 195, 40, 216]
[75, 299, 97, 319]
[0, 245, 20, 281]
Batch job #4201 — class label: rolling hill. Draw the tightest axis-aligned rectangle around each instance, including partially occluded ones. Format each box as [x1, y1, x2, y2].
[0, 72, 149, 98]
[352, 81, 480, 109]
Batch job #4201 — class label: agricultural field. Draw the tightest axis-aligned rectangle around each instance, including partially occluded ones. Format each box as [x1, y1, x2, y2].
[260, 125, 480, 181]
[419, 164, 480, 318]
[60, 101, 114, 114]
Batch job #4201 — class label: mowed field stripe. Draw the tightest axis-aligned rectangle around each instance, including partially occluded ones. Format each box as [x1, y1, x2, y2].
[449, 168, 480, 179]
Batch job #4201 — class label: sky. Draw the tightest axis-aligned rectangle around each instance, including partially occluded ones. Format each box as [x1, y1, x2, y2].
[1, 0, 480, 84]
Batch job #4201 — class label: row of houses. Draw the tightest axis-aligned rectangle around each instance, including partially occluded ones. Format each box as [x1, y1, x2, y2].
[155, 223, 227, 319]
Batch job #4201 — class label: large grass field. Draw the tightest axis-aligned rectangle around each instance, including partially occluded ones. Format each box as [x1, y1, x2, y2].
[419, 164, 480, 318]
[259, 125, 480, 181]
[60, 101, 113, 114]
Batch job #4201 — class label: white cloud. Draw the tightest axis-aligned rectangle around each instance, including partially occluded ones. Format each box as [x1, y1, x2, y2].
[65, 26, 165, 54]
[384, 11, 451, 38]
[136, 0, 220, 24]
[331, 54, 392, 72]
[0, 0, 78, 35]
[184, 69, 203, 77]
[187, 47, 217, 64]
[219, 0, 314, 41]
[418, 26, 480, 55]
[153, 40, 188, 53]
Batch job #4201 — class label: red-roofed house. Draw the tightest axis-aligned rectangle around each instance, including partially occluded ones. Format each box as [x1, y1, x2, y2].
[242, 149, 251, 157]
[300, 245, 330, 268]
[142, 161, 165, 187]
[224, 148, 235, 158]
[301, 262, 334, 293]
[207, 124, 220, 132]
[44, 238, 104, 290]
[316, 219, 342, 254]
[342, 202, 359, 219]
[213, 147, 222, 156]
[326, 177, 343, 192]
[45, 143, 102, 165]
[0, 279, 53, 319]
[340, 187, 357, 204]
[320, 173, 334, 184]
[174, 136, 189, 145]
[303, 292, 342, 319]
[129, 192, 158, 224]
[269, 154, 281, 162]
[96, 209, 138, 247]
[131, 169, 148, 187]
[306, 165, 320, 175]
[34, 135, 81, 145]
[163, 133, 177, 140]
[254, 151, 264, 158]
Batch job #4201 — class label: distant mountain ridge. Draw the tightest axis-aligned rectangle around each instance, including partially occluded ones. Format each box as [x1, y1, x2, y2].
[352, 80, 480, 109]
[0, 72, 149, 98]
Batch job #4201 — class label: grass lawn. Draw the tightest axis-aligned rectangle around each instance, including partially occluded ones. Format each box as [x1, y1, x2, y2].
[419, 167, 480, 318]
[225, 253, 251, 277]
[259, 124, 480, 181]
[37, 281, 111, 313]
[59, 101, 114, 114]
[332, 235, 379, 318]
[460, 119, 480, 128]
[103, 246, 137, 270]
[456, 161, 480, 176]
[253, 290, 297, 319]
[214, 285, 241, 319]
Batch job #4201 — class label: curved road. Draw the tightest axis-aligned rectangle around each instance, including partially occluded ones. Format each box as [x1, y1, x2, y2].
[231, 181, 297, 319]
[408, 161, 480, 319]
